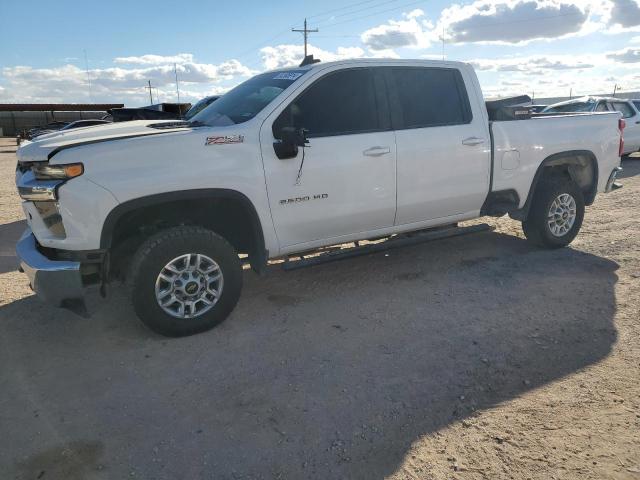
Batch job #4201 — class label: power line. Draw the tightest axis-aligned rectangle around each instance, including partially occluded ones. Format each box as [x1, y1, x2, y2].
[307, 0, 390, 21]
[317, 0, 426, 30]
[309, 0, 402, 24]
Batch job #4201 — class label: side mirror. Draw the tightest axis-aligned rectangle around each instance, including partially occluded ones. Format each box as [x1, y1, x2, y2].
[273, 127, 308, 160]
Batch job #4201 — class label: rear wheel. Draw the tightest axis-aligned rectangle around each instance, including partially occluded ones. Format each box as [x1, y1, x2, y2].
[522, 177, 585, 248]
[129, 226, 243, 337]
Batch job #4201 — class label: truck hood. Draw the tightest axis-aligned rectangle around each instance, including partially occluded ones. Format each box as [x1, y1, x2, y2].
[17, 120, 190, 162]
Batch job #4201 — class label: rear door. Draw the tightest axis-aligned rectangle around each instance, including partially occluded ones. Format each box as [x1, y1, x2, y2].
[259, 67, 397, 251]
[386, 66, 491, 225]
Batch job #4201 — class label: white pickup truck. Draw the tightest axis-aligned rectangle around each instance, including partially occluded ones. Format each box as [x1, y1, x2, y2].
[15, 59, 625, 337]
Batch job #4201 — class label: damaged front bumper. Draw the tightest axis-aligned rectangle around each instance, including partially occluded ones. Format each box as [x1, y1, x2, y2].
[16, 227, 84, 306]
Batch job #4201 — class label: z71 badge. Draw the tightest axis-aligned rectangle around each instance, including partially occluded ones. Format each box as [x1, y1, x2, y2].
[205, 135, 244, 145]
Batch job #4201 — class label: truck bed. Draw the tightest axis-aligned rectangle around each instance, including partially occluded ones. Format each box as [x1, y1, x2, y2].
[490, 112, 622, 208]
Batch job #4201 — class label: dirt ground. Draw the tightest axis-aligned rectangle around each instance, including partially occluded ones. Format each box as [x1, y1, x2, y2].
[0, 136, 638, 480]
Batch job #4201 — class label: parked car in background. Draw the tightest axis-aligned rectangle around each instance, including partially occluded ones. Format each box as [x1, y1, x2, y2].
[543, 97, 640, 155]
[26, 120, 112, 140]
[184, 96, 220, 120]
[26, 121, 70, 139]
[59, 119, 112, 131]
[15, 59, 624, 337]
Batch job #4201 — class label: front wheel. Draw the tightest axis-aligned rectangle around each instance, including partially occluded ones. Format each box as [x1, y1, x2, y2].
[129, 226, 243, 337]
[522, 177, 585, 248]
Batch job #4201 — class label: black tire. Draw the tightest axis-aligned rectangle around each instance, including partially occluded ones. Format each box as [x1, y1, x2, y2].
[522, 177, 585, 248]
[129, 226, 243, 337]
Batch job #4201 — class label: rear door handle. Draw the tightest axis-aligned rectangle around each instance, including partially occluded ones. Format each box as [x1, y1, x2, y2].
[363, 146, 391, 157]
[461, 137, 485, 146]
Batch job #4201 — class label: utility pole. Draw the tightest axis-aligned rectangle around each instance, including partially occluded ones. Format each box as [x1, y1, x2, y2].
[292, 18, 318, 57]
[441, 25, 445, 60]
[174, 63, 181, 105]
[145, 80, 154, 105]
[613, 84, 618, 97]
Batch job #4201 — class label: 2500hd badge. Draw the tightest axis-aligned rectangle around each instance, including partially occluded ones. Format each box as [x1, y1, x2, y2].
[279, 193, 328, 205]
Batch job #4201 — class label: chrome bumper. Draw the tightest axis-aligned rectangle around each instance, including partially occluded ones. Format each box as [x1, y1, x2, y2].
[605, 167, 623, 193]
[16, 228, 83, 306]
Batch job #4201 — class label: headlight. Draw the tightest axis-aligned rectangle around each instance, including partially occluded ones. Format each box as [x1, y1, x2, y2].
[32, 163, 84, 180]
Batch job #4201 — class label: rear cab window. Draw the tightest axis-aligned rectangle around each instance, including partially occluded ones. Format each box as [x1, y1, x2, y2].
[384, 67, 472, 129]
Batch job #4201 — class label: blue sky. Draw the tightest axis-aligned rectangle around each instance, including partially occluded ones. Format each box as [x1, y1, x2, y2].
[1, 0, 639, 105]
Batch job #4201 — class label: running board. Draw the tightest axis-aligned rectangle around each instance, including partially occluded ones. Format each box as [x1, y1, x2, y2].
[281, 223, 494, 271]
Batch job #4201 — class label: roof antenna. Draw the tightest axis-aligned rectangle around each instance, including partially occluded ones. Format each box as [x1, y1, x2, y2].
[300, 54, 320, 67]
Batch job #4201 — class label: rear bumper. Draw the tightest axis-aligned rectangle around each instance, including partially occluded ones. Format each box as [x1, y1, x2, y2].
[605, 166, 623, 193]
[16, 228, 83, 306]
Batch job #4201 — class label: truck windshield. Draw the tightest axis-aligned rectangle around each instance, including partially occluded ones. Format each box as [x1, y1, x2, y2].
[543, 101, 595, 113]
[191, 70, 308, 126]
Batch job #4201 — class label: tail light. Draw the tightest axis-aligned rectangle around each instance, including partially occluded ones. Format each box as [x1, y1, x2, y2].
[619, 119, 625, 157]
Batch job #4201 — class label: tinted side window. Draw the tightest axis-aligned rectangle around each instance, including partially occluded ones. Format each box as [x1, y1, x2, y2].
[390, 67, 472, 129]
[634, 101, 640, 112]
[595, 102, 609, 112]
[274, 68, 379, 138]
[612, 102, 635, 118]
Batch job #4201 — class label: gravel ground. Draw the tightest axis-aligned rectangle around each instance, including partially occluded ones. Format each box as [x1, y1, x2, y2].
[0, 137, 639, 480]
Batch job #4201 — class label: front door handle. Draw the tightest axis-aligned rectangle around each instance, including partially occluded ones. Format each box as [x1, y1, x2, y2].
[461, 137, 485, 146]
[363, 146, 391, 157]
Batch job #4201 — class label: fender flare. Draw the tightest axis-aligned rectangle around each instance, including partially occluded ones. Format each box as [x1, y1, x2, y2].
[511, 149, 598, 221]
[100, 188, 267, 272]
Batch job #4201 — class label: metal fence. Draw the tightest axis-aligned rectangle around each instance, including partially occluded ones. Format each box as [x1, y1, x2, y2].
[0, 110, 109, 136]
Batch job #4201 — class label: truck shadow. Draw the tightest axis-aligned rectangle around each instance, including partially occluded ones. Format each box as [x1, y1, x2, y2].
[0, 230, 618, 479]
[0, 219, 25, 274]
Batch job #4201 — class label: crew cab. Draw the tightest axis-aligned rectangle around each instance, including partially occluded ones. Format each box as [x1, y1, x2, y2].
[15, 59, 624, 337]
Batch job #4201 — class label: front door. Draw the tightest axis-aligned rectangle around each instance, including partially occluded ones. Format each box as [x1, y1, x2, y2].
[259, 67, 397, 251]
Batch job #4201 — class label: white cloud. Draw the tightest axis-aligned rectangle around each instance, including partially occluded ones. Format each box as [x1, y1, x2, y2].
[0, 56, 254, 105]
[114, 53, 195, 65]
[439, 0, 591, 44]
[606, 47, 640, 62]
[361, 9, 433, 51]
[470, 54, 597, 72]
[260, 44, 365, 70]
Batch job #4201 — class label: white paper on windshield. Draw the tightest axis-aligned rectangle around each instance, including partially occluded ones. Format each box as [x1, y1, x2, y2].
[273, 72, 303, 81]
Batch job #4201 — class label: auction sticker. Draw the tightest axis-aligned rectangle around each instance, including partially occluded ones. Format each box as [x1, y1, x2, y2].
[205, 135, 244, 145]
[273, 72, 303, 81]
